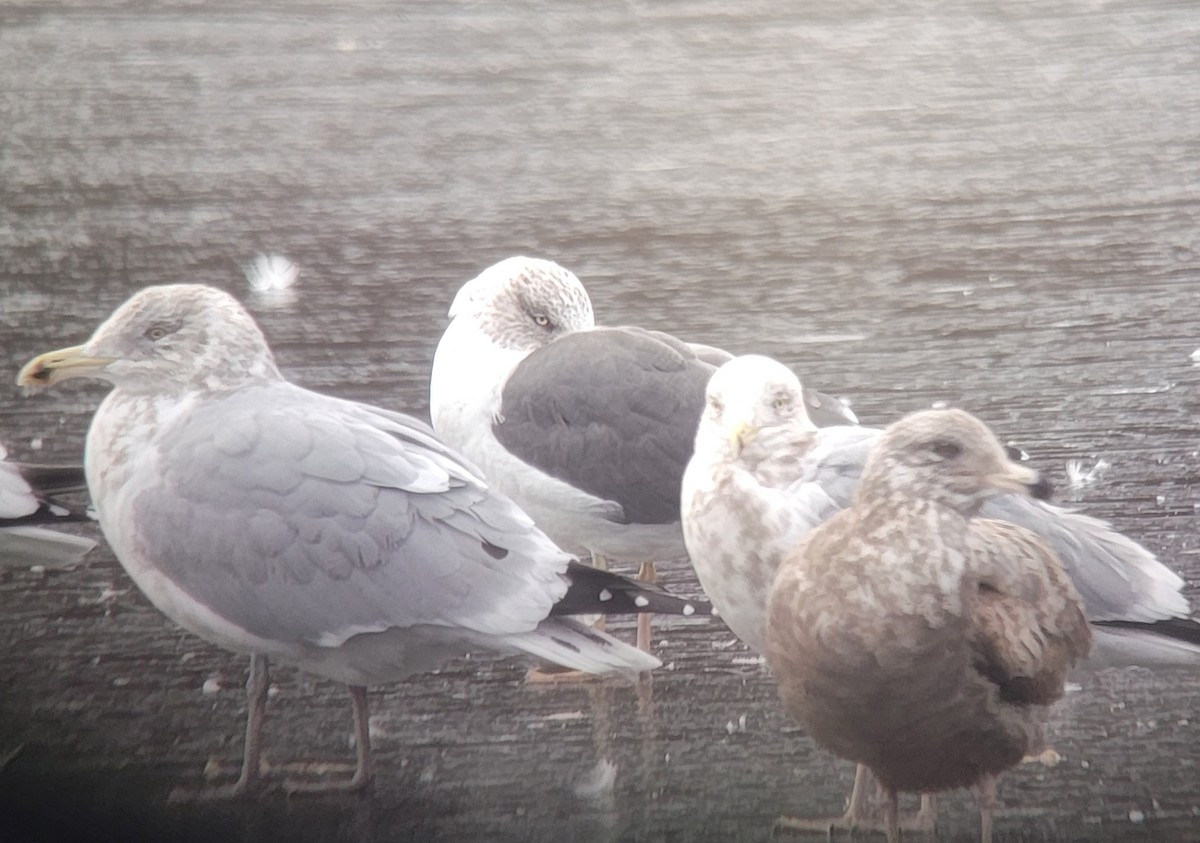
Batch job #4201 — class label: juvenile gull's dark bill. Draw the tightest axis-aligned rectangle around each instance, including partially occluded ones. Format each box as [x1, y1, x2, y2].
[429, 256, 853, 651]
[17, 283, 702, 797]
[0, 442, 95, 568]
[766, 408, 1092, 843]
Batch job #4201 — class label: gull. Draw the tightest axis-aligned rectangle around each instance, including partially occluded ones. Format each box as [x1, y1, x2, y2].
[683, 354, 1198, 663]
[682, 354, 1200, 832]
[0, 442, 96, 568]
[429, 256, 854, 649]
[765, 408, 1092, 842]
[17, 283, 702, 796]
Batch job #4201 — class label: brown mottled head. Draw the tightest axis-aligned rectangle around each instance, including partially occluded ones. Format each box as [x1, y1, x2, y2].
[447, 256, 595, 353]
[859, 408, 1048, 515]
[17, 284, 281, 396]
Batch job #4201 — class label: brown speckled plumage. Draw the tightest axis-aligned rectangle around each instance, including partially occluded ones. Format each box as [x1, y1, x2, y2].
[766, 408, 1091, 841]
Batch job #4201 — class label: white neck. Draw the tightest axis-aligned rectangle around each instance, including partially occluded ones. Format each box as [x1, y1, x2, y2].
[685, 423, 735, 489]
[429, 316, 528, 452]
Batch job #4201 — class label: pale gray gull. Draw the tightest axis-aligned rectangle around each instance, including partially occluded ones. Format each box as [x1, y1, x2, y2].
[766, 408, 1092, 843]
[17, 283, 703, 796]
[0, 442, 96, 568]
[429, 256, 854, 649]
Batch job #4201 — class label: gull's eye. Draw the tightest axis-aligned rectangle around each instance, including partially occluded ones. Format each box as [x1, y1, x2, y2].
[533, 314, 552, 328]
[930, 438, 963, 460]
[773, 393, 791, 411]
[143, 319, 181, 343]
[708, 397, 724, 415]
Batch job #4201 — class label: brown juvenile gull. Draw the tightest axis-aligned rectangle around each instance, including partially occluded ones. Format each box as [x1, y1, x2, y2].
[429, 256, 854, 651]
[0, 441, 96, 568]
[682, 354, 1200, 831]
[17, 283, 704, 797]
[765, 408, 1093, 843]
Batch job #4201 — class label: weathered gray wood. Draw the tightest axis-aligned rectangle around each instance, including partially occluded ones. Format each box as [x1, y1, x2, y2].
[1, 2, 1197, 840]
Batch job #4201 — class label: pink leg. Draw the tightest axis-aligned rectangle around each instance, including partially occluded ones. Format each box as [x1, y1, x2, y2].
[169, 652, 270, 801]
[974, 774, 998, 843]
[284, 683, 374, 794]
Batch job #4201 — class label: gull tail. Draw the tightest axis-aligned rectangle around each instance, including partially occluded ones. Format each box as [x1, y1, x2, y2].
[0, 526, 97, 569]
[1088, 618, 1200, 667]
[0, 497, 93, 526]
[13, 462, 89, 499]
[2, 457, 93, 526]
[504, 617, 660, 679]
[550, 560, 708, 617]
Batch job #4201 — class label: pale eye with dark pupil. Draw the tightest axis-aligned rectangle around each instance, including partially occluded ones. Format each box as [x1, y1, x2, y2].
[533, 314, 552, 328]
[145, 326, 168, 341]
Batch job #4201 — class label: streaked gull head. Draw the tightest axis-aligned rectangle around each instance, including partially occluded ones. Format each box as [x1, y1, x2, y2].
[699, 354, 817, 457]
[447, 256, 595, 353]
[18, 284, 282, 396]
[860, 408, 1050, 515]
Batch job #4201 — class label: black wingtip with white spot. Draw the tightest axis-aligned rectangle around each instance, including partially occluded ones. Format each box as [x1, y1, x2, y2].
[1, 461, 94, 527]
[0, 501, 93, 528]
[551, 560, 710, 618]
[14, 463, 89, 499]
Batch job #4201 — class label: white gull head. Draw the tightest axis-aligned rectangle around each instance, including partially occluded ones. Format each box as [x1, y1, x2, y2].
[698, 354, 817, 460]
[445, 256, 595, 352]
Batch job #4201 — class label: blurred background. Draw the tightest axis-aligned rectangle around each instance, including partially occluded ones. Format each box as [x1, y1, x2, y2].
[1, 1, 1198, 841]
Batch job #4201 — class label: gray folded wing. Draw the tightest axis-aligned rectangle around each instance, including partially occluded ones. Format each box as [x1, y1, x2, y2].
[133, 382, 574, 648]
[980, 494, 1189, 625]
[493, 326, 713, 526]
[780, 427, 875, 509]
[494, 326, 859, 528]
